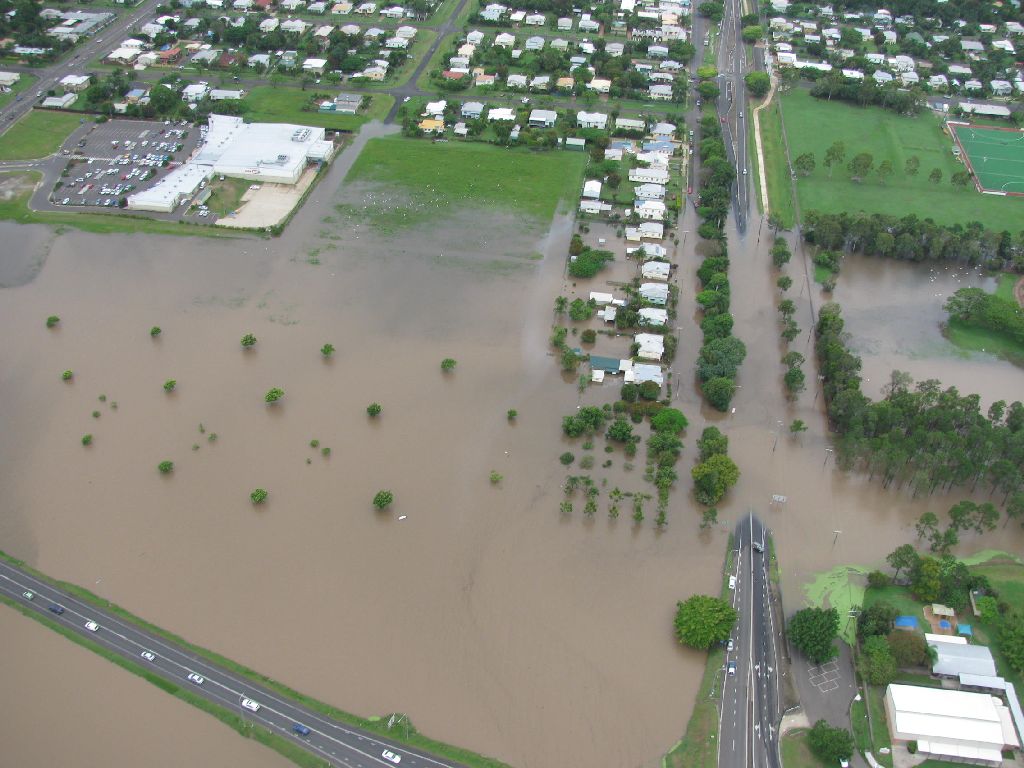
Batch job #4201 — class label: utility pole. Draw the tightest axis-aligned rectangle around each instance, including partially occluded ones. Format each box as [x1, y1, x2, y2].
[831, 529, 842, 549]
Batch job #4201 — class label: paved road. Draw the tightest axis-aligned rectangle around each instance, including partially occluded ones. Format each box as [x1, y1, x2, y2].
[719, 513, 785, 768]
[0, 0, 166, 134]
[0, 559, 464, 768]
[714, 0, 752, 232]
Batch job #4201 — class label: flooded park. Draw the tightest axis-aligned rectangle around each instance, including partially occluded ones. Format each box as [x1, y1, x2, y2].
[1, 126, 1023, 768]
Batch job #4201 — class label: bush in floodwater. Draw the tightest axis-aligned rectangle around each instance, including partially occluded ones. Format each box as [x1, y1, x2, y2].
[81, 434, 93, 446]
[250, 488, 268, 504]
[490, 471, 502, 485]
[46, 315, 60, 328]
[264, 387, 284, 403]
[62, 370, 73, 381]
[150, 326, 162, 337]
[321, 343, 335, 357]
[163, 379, 176, 392]
[373, 490, 393, 510]
[158, 461, 174, 474]
[559, 452, 575, 466]
[441, 358, 457, 372]
[367, 403, 382, 417]
[241, 333, 257, 348]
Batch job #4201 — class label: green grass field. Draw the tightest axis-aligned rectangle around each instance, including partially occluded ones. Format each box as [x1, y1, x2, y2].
[778, 90, 1023, 232]
[780, 729, 826, 768]
[759, 100, 796, 228]
[0, 110, 85, 161]
[204, 177, 252, 217]
[995, 272, 1020, 304]
[243, 87, 392, 130]
[951, 124, 1024, 194]
[345, 137, 587, 222]
[944, 272, 1024, 365]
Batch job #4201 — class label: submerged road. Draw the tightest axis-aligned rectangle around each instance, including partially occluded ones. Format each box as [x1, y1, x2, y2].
[719, 513, 785, 768]
[0, 559, 464, 768]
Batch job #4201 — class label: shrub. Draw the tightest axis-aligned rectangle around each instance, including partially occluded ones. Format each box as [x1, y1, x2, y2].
[250, 488, 268, 504]
[264, 387, 284, 403]
[638, 380, 660, 401]
[81, 434, 93, 446]
[441, 358, 457, 371]
[559, 452, 575, 465]
[46, 315, 60, 328]
[241, 333, 257, 347]
[866, 570, 891, 588]
[158, 461, 174, 474]
[568, 248, 613, 278]
[702, 376, 736, 411]
[310, 439, 320, 448]
[606, 419, 633, 442]
[367, 402, 382, 417]
[62, 370, 73, 381]
[321, 447, 331, 457]
[651, 408, 688, 434]
[620, 383, 639, 402]
[321, 343, 335, 357]
[489, 470, 502, 485]
[569, 298, 596, 322]
[506, 409, 517, 421]
[163, 379, 176, 392]
[581, 329, 597, 343]
[372, 490, 393, 510]
[92, 411, 100, 419]
[150, 326, 161, 337]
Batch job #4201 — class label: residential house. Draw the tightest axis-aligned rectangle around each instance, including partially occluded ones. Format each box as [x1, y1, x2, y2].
[181, 82, 209, 101]
[494, 32, 515, 48]
[59, 74, 91, 91]
[210, 88, 245, 100]
[466, 29, 485, 45]
[525, 35, 544, 51]
[634, 200, 665, 220]
[506, 73, 527, 88]
[302, 57, 327, 73]
[474, 73, 496, 87]
[524, 12, 545, 25]
[582, 179, 602, 198]
[487, 107, 516, 121]
[259, 17, 279, 31]
[638, 307, 668, 325]
[587, 78, 612, 93]
[634, 183, 665, 200]
[418, 118, 444, 134]
[529, 75, 550, 90]
[991, 80, 1013, 96]
[281, 18, 309, 33]
[649, 84, 673, 100]
[247, 52, 271, 67]
[641, 261, 670, 281]
[638, 283, 668, 304]
[629, 167, 669, 184]
[577, 111, 608, 130]
[615, 117, 646, 132]
[606, 42, 624, 57]
[635, 333, 665, 360]
[461, 101, 484, 119]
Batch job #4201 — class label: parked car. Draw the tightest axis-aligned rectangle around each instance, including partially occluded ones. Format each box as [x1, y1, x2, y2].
[728, 575, 737, 590]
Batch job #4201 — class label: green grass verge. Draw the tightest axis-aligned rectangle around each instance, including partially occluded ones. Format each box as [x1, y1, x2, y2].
[945, 317, 1024, 366]
[968, 558, 1024, 692]
[780, 89, 1024, 232]
[0, 110, 85, 161]
[813, 263, 835, 285]
[0, 548, 511, 768]
[748, 106, 763, 216]
[780, 728, 827, 768]
[244, 87, 392, 130]
[0, 592, 329, 768]
[345, 136, 586, 225]
[851, 696, 871, 755]
[759, 100, 795, 229]
[864, 685, 893, 767]
[0, 171, 241, 238]
[995, 273, 1019, 304]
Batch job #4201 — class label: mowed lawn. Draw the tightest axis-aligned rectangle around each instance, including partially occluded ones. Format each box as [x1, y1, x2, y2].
[780, 729, 826, 768]
[243, 86, 392, 131]
[346, 137, 587, 221]
[0, 110, 84, 161]
[779, 89, 1023, 232]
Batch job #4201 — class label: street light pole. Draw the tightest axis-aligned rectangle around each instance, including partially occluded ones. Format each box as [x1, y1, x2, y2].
[823, 447, 834, 467]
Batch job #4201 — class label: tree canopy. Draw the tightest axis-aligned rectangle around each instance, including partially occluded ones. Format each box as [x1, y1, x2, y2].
[788, 607, 839, 663]
[673, 594, 738, 650]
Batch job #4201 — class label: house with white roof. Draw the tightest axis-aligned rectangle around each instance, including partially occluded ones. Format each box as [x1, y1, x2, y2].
[577, 111, 608, 130]
[494, 32, 515, 48]
[487, 107, 516, 121]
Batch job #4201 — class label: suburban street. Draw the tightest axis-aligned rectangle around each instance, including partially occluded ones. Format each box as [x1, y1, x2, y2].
[719, 514, 785, 768]
[0, 559, 464, 768]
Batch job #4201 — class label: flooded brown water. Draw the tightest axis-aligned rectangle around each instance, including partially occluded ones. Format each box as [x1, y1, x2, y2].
[2, 125, 1023, 768]
[0, 609, 288, 768]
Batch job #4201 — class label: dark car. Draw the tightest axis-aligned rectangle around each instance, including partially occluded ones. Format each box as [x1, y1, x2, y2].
[292, 723, 311, 736]
[49, 604, 65, 615]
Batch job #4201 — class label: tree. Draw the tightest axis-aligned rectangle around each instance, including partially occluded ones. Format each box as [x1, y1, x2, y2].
[794, 152, 816, 177]
[82, 434, 93, 446]
[700, 507, 718, 530]
[788, 607, 839, 663]
[744, 71, 770, 98]
[62, 370, 73, 381]
[929, 167, 942, 184]
[697, 336, 747, 382]
[606, 419, 634, 442]
[441, 358, 457, 371]
[321, 343, 335, 357]
[702, 376, 736, 412]
[264, 387, 284, 403]
[886, 544, 919, 580]
[46, 315, 60, 328]
[999, 617, 1024, 674]
[904, 155, 920, 176]
[790, 419, 807, 434]
[777, 276, 793, 291]
[808, 720, 854, 764]
[887, 630, 929, 667]
[784, 366, 806, 395]
[250, 488, 268, 504]
[857, 600, 897, 639]
[697, 426, 728, 461]
[824, 141, 845, 178]
[150, 326, 161, 337]
[862, 635, 897, 685]
[163, 379, 176, 392]
[158, 460, 174, 474]
[241, 333, 257, 347]
[698, 1, 724, 22]
[740, 24, 763, 43]
[847, 152, 874, 183]
[915, 511, 939, 541]
[910, 556, 943, 602]
[147, 84, 178, 114]
[367, 402, 382, 417]
[651, 408, 688, 434]
[673, 594, 738, 649]
[951, 170, 971, 187]
[876, 159, 893, 184]
[692, 453, 740, 505]
[372, 490, 394, 510]
[507, 409, 517, 422]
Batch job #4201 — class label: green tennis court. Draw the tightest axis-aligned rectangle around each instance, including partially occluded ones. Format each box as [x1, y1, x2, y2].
[951, 124, 1024, 195]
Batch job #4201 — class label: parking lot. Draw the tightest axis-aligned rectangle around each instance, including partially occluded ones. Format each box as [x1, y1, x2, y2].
[50, 119, 203, 214]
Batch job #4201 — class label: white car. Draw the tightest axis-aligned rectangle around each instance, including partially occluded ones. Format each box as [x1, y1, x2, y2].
[839, 759, 849, 768]
[728, 575, 737, 590]
[84, 620, 99, 632]
[140, 651, 156, 662]
[727, 638, 734, 652]
[241, 698, 260, 712]
[187, 673, 205, 685]
[382, 750, 401, 764]
[22, 591, 34, 600]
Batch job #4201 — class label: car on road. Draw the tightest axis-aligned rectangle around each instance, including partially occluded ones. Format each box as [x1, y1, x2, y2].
[728, 661, 736, 676]
[752, 541, 764, 553]
[382, 750, 402, 764]
[187, 673, 205, 685]
[728, 575, 736, 590]
[727, 638, 734, 652]
[839, 759, 849, 768]
[292, 723, 311, 736]
[140, 651, 156, 661]
[241, 698, 260, 712]
[738, 112, 743, 118]
[22, 591, 34, 600]
[84, 620, 99, 632]
[49, 604, 65, 615]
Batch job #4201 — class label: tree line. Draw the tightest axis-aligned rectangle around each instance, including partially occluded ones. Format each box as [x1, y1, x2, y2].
[802, 210, 1024, 274]
[945, 287, 1024, 347]
[793, 140, 971, 188]
[815, 302, 1024, 500]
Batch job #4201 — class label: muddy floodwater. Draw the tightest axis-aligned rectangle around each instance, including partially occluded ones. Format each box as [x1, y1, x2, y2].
[0, 609, 288, 768]
[2, 125, 1023, 768]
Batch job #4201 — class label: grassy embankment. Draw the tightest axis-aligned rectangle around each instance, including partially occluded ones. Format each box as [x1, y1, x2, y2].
[777, 89, 1023, 233]
[243, 86, 393, 131]
[343, 136, 587, 231]
[758, 99, 796, 228]
[945, 273, 1024, 365]
[0, 109, 84, 161]
[780, 728, 827, 768]
[663, 536, 735, 768]
[0, 171, 241, 237]
[0, 548, 511, 768]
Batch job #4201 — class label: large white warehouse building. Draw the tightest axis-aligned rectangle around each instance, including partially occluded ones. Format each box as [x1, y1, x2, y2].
[129, 114, 336, 212]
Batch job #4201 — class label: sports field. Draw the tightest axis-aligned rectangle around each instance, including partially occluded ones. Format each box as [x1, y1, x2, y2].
[951, 123, 1024, 194]
[773, 90, 1023, 232]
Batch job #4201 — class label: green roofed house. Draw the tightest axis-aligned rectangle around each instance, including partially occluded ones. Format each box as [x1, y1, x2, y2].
[565, 137, 586, 151]
[589, 355, 622, 373]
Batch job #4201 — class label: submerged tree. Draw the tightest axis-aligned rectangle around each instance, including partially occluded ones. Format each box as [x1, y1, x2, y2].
[373, 490, 394, 510]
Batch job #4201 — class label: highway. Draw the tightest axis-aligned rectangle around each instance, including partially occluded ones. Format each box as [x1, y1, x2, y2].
[0, 559, 464, 768]
[713, 0, 754, 232]
[719, 513, 785, 768]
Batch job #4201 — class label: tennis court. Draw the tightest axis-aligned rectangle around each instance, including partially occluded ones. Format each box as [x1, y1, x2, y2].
[950, 123, 1024, 195]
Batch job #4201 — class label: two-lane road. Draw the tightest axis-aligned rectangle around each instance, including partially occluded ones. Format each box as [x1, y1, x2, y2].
[0, 559, 464, 768]
[719, 513, 784, 768]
